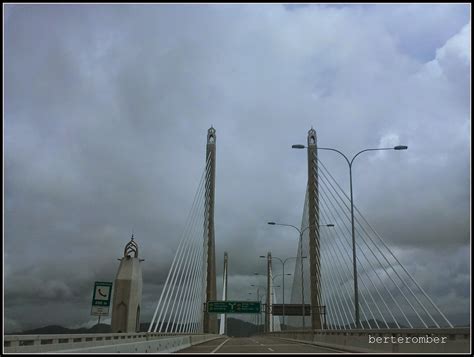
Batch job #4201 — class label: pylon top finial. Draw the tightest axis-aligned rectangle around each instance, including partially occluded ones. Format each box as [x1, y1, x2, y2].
[208, 127, 216, 144]
[124, 234, 138, 258]
[308, 127, 317, 145]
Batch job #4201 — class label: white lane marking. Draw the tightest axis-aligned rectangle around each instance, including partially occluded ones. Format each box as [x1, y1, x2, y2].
[293, 340, 345, 352]
[268, 348, 274, 352]
[211, 338, 230, 354]
[275, 337, 345, 353]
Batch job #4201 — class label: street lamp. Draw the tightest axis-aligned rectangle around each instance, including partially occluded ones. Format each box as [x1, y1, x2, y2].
[254, 272, 286, 332]
[251, 282, 267, 332]
[256, 257, 275, 333]
[268, 222, 318, 330]
[273, 273, 292, 281]
[250, 284, 265, 302]
[292, 143, 407, 327]
[259, 255, 299, 330]
[264, 225, 333, 330]
[250, 285, 259, 331]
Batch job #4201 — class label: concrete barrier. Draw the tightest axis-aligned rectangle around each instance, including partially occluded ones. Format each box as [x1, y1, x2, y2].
[267, 328, 470, 353]
[4, 332, 221, 353]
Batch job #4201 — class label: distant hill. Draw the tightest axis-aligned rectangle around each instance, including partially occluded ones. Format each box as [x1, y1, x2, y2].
[11, 318, 461, 336]
[12, 323, 112, 335]
[141, 319, 262, 337]
[8, 319, 261, 336]
[224, 318, 260, 337]
[340, 319, 407, 329]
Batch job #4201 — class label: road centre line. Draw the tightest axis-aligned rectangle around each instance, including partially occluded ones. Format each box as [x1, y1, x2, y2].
[284, 338, 345, 353]
[211, 338, 230, 354]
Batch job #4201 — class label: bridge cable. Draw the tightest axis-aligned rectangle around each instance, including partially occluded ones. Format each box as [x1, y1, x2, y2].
[313, 160, 379, 329]
[166, 166, 209, 332]
[158, 174, 205, 332]
[318, 159, 435, 328]
[318, 166, 409, 328]
[148, 156, 208, 332]
[152, 153, 210, 332]
[318, 169, 404, 328]
[318, 158, 446, 327]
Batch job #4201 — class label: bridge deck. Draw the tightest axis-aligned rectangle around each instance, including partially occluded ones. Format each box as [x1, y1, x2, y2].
[177, 336, 345, 353]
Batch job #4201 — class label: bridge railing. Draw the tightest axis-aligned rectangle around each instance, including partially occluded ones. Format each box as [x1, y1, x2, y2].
[266, 328, 470, 353]
[3, 332, 209, 353]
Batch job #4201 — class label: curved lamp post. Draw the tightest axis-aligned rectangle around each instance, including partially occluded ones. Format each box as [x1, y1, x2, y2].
[268, 222, 317, 329]
[259, 255, 296, 331]
[292, 143, 407, 328]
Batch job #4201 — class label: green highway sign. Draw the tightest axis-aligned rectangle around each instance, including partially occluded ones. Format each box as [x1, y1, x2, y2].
[207, 301, 261, 314]
[91, 281, 113, 316]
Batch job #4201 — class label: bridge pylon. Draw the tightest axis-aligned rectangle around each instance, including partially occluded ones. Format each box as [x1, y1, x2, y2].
[219, 252, 228, 335]
[307, 128, 322, 329]
[203, 127, 217, 334]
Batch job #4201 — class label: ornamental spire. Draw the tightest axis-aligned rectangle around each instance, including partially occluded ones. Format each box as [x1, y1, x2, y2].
[124, 234, 138, 258]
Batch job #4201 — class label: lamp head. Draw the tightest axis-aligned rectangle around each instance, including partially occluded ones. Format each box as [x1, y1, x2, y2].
[267, 222, 276, 225]
[292, 144, 306, 149]
[394, 145, 408, 150]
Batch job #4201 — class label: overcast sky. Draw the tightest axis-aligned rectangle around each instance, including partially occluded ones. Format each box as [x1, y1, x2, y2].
[4, 3, 470, 332]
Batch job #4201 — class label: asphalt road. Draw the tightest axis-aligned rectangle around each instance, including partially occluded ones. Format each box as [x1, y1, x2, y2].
[177, 336, 344, 353]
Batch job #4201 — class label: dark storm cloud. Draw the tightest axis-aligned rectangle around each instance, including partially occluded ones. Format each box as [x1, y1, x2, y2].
[4, 3, 470, 331]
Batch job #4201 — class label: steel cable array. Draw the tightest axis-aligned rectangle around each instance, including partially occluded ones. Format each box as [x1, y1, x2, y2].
[148, 153, 212, 333]
[288, 158, 453, 329]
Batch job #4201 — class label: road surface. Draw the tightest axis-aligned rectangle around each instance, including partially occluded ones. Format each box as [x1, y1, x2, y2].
[177, 336, 344, 353]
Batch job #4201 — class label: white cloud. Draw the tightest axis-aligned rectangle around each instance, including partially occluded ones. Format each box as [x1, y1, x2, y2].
[4, 4, 470, 330]
[437, 21, 471, 67]
[419, 21, 470, 88]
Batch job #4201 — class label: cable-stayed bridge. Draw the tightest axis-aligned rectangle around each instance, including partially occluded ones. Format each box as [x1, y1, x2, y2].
[288, 145, 453, 331]
[5, 127, 469, 354]
[149, 127, 454, 334]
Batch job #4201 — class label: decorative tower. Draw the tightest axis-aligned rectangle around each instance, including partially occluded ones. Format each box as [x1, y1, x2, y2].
[111, 235, 144, 333]
[307, 128, 322, 329]
[203, 127, 217, 334]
